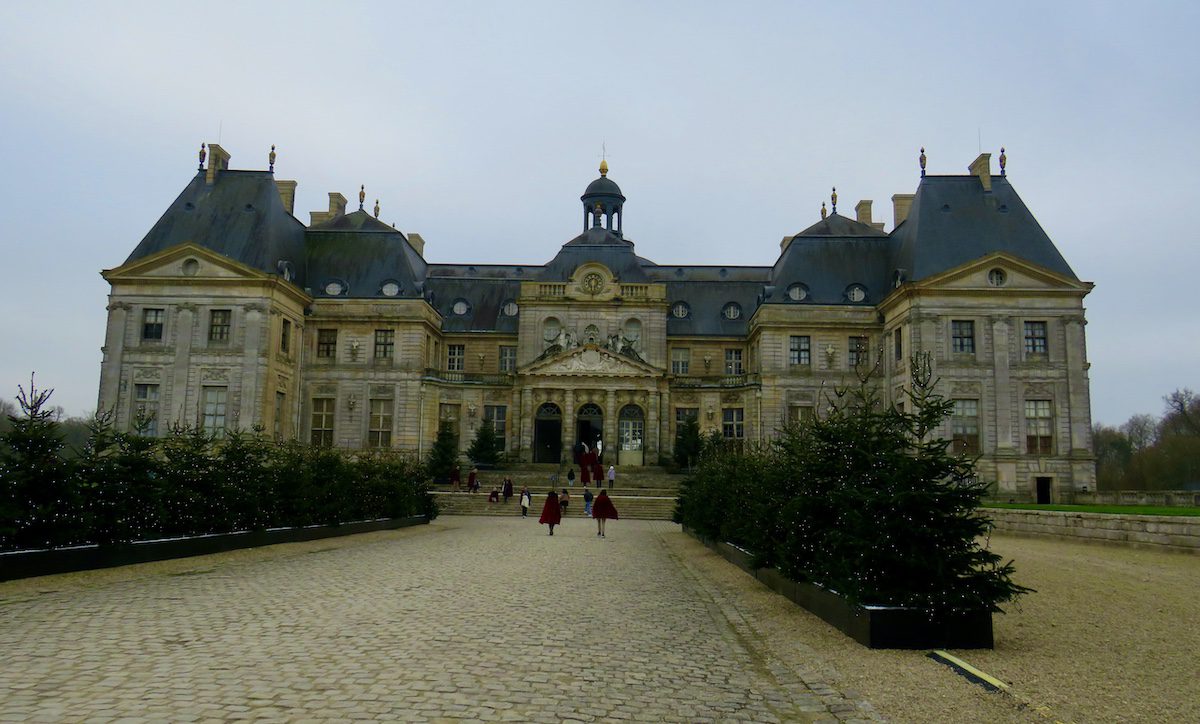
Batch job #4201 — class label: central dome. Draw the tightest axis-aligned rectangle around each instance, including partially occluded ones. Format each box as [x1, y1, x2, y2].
[584, 175, 623, 197]
[579, 159, 626, 235]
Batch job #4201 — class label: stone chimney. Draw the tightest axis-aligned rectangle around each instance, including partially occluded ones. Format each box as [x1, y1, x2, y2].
[892, 194, 914, 227]
[855, 200, 873, 225]
[275, 180, 297, 215]
[779, 235, 795, 253]
[407, 232, 426, 258]
[969, 153, 992, 191]
[205, 143, 230, 185]
[309, 192, 348, 226]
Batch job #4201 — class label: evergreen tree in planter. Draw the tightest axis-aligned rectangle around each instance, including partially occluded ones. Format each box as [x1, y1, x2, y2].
[0, 376, 81, 550]
[673, 416, 702, 470]
[466, 422, 501, 468]
[426, 427, 459, 483]
[777, 353, 1031, 614]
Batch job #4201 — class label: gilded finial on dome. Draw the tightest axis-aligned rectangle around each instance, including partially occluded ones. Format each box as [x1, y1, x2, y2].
[599, 158, 609, 177]
[831, 186, 838, 214]
[919, 147, 927, 177]
[198, 142, 206, 170]
[269, 144, 276, 172]
[999, 147, 1007, 176]
[359, 184, 366, 210]
[374, 199, 380, 218]
[820, 201, 827, 220]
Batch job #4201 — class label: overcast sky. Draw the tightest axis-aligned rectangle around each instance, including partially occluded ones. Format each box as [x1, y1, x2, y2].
[1, 1, 1197, 426]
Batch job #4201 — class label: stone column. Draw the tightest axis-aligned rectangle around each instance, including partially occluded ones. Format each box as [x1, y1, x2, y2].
[647, 389, 660, 462]
[240, 304, 266, 430]
[991, 316, 1013, 451]
[605, 388, 618, 455]
[659, 386, 671, 459]
[97, 301, 130, 421]
[520, 387, 533, 462]
[171, 304, 196, 426]
[563, 387, 576, 459]
[1063, 316, 1091, 454]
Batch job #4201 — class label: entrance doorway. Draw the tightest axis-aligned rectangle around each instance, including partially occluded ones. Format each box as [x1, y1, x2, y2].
[1035, 477, 1052, 504]
[576, 402, 603, 452]
[533, 402, 562, 463]
[618, 404, 645, 466]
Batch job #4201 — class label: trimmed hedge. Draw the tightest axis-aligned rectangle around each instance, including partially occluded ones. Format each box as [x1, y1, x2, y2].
[0, 380, 436, 552]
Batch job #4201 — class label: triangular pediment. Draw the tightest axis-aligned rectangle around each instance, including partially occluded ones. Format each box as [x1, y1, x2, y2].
[102, 242, 269, 282]
[523, 344, 661, 377]
[911, 253, 1092, 293]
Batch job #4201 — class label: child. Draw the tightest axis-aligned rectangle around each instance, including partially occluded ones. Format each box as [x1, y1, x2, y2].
[488, 487, 499, 503]
[520, 487, 531, 518]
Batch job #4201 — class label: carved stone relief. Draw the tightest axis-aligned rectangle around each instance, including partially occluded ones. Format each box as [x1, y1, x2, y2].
[133, 367, 162, 381]
[201, 368, 230, 382]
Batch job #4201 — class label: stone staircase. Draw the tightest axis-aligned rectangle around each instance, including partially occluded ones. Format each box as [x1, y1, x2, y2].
[433, 464, 685, 521]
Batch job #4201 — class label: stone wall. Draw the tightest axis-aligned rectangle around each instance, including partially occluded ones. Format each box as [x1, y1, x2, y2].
[985, 509, 1200, 553]
[1074, 490, 1200, 507]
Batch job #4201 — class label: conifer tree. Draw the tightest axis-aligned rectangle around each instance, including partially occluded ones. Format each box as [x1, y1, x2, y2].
[466, 422, 500, 468]
[426, 427, 459, 482]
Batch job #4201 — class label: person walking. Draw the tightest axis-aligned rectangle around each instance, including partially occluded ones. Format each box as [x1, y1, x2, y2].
[539, 490, 562, 535]
[583, 488, 594, 518]
[450, 465, 461, 492]
[595, 437, 603, 464]
[468, 466, 480, 493]
[560, 488, 570, 517]
[592, 489, 618, 537]
[607, 465, 616, 490]
[502, 477, 514, 503]
[520, 487, 531, 518]
[567, 468, 575, 487]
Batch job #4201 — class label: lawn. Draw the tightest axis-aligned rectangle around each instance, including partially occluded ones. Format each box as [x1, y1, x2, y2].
[983, 502, 1200, 517]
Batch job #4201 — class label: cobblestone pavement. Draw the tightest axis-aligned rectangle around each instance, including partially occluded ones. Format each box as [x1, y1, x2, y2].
[0, 517, 879, 723]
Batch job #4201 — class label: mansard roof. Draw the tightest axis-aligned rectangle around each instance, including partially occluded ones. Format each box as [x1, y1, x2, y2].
[540, 227, 653, 282]
[306, 210, 427, 299]
[124, 170, 306, 282]
[891, 175, 1077, 282]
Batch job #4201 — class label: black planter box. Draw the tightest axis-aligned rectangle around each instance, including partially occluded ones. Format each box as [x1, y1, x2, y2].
[0, 516, 429, 582]
[688, 527, 993, 649]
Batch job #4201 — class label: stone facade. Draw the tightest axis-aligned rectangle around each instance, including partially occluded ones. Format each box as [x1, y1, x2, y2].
[98, 144, 1095, 502]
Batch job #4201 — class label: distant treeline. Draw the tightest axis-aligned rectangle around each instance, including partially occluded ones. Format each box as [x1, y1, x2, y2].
[1093, 389, 1200, 491]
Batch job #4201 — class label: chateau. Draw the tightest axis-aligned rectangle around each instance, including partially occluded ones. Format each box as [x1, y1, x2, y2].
[98, 144, 1095, 502]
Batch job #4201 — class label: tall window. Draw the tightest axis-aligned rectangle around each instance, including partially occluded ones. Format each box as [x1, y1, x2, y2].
[374, 329, 394, 359]
[951, 320, 975, 354]
[447, 344, 465, 371]
[142, 308, 164, 341]
[951, 399, 980, 455]
[787, 404, 814, 424]
[201, 386, 227, 437]
[675, 407, 698, 426]
[369, 398, 393, 448]
[485, 405, 507, 450]
[724, 349, 743, 375]
[894, 328, 903, 361]
[1025, 399, 1053, 454]
[317, 329, 337, 358]
[132, 383, 159, 436]
[848, 336, 869, 367]
[722, 408, 744, 439]
[1024, 321, 1048, 355]
[280, 319, 291, 354]
[499, 346, 517, 372]
[671, 348, 690, 375]
[789, 335, 810, 366]
[311, 398, 334, 446]
[208, 309, 231, 343]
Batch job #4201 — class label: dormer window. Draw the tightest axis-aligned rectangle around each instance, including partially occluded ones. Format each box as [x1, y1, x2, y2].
[502, 300, 519, 316]
[452, 299, 471, 316]
[381, 281, 401, 297]
[786, 283, 809, 302]
[722, 303, 742, 320]
[671, 301, 690, 319]
[846, 284, 867, 303]
[324, 281, 345, 296]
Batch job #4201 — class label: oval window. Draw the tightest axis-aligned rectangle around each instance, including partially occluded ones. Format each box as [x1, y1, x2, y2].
[846, 285, 866, 303]
[181, 259, 200, 277]
[502, 300, 519, 316]
[787, 283, 808, 302]
[381, 282, 400, 297]
[452, 299, 470, 316]
[671, 301, 690, 319]
[324, 281, 344, 296]
[988, 268, 1008, 287]
[722, 303, 741, 320]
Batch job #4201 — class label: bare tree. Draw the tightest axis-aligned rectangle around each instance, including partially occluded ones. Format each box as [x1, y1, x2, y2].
[1121, 414, 1159, 451]
[1163, 388, 1199, 436]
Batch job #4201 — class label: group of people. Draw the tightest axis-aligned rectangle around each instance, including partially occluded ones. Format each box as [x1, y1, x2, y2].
[572, 439, 615, 488]
[448, 465, 485, 494]
[537, 487, 618, 537]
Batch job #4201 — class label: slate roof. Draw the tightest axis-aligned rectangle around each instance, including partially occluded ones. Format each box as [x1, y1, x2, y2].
[305, 210, 427, 299]
[124, 170, 306, 282]
[891, 175, 1077, 282]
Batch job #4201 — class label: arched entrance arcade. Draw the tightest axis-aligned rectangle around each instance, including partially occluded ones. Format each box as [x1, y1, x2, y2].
[533, 402, 562, 463]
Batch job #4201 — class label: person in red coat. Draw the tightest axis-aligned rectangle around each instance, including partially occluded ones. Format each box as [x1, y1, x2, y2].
[539, 490, 562, 535]
[591, 489, 618, 537]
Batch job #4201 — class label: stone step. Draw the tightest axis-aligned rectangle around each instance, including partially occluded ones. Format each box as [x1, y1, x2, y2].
[432, 492, 678, 521]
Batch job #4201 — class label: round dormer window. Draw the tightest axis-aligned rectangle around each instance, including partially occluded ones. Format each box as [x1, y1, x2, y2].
[502, 300, 519, 316]
[787, 283, 808, 302]
[671, 301, 690, 319]
[452, 299, 470, 316]
[381, 282, 400, 297]
[988, 268, 1008, 287]
[846, 284, 866, 303]
[324, 281, 345, 296]
[722, 302, 742, 320]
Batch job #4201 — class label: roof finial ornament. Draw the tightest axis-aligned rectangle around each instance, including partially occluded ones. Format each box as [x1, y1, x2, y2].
[999, 146, 1007, 176]
[820, 201, 827, 220]
[599, 141, 609, 177]
[198, 142, 206, 170]
[374, 199, 380, 218]
[919, 147, 927, 177]
[831, 186, 838, 214]
[359, 184, 366, 210]
[268, 144, 276, 172]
